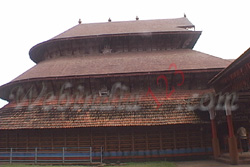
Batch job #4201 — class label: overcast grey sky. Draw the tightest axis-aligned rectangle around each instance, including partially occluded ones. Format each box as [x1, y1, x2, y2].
[0, 0, 250, 107]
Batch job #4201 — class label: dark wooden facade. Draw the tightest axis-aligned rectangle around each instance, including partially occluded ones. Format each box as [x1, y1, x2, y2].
[0, 125, 212, 159]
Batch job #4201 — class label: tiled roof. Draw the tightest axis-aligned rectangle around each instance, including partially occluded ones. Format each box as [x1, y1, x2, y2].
[52, 17, 195, 40]
[29, 17, 200, 63]
[0, 89, 212, 130]
[209, 47, 250, 87]
[10, 49, 231, 83]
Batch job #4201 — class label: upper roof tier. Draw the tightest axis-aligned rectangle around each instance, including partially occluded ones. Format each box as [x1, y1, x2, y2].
[29, 17, 200, 63]
[53, 17, 195, 39]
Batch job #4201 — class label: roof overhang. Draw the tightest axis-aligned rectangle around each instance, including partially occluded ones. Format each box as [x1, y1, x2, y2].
[29, 31, 202, 63]
[208, 47, 250, 93]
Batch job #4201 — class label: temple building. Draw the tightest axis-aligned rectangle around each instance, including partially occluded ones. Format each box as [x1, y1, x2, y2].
[0, 17, 236, 163]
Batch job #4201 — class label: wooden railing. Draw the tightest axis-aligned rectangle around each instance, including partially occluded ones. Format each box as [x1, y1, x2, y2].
[0, 147, 103, 164]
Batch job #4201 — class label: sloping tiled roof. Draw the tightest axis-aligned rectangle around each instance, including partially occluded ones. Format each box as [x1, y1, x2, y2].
[209, 47, 250, 87]
[11, 49, 231, 83]
[0, 89, 211, 130]
[52, 17, 195, 40]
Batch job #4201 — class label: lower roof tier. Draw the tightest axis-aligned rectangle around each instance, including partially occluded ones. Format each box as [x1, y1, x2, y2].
[0, 89, 212, 130]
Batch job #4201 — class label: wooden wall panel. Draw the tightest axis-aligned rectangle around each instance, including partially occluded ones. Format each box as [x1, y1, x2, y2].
[0, 124, 212, 152]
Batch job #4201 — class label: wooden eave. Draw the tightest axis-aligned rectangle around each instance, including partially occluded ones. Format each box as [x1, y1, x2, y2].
[0, 68, 222, 101]
[29, 31, 202, 63]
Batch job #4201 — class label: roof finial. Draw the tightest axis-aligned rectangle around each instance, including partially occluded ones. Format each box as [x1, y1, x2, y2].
[78, 19, 82, 24]
[136, 16, 139, 20]
[184, 13, 186, 17]
[108, 18, 111, 22]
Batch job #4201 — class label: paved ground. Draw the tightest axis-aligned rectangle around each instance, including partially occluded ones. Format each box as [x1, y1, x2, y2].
[175, 160, 250, 167]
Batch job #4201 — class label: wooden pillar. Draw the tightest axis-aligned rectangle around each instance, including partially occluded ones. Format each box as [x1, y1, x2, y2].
[209, 108, 220, 158]
[225, 103, 239, 165]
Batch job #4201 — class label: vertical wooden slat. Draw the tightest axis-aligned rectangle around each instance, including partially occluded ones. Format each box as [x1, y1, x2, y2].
[38, 131, 41, 148]
[57, 42, 62, 57]
[156, 35, 160, 50]
[173, 126, 176, 149]
[50, 81, 56, 94]
[90, 128, 93, 148]
[150, 36, 152, 51]
[77, 131, 80, 148]
[122, 36, 124, 52]
[118, 132, 121, 151]
[200, 125, 204, 148]
[7, 130, 9, 148]
[15, 131, 17, 148]
[146, 131, 149, 150]
[127, 36, 130, 51]
[52, 132, 54, 149]
[189, 73, 195, 90]
[170, 73, 175, 90]
[26, 131, 29, 149]
[160, 128, 163, 150]
[128, 76, 132, 92]
[89, 78, 92, 94]
[104, 131, 107, 151]
[132, 129, 135, 151]
[187, 125, 190, 148]
[64, 129, 66, 147]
